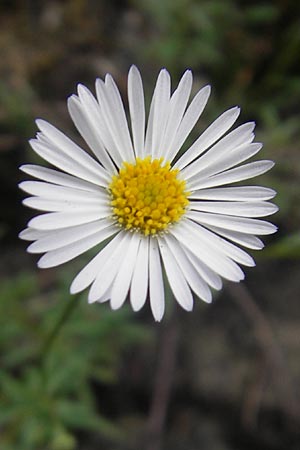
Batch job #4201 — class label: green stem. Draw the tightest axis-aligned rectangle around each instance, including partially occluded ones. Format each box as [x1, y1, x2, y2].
[40, 293, 80, 363]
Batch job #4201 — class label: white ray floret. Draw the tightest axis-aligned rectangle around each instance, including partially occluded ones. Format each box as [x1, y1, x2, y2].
[189, 186, 276, 201]
[162, 234, 212, 303]
[165, 84, 211, 163]
[70, 231, 127, 295]
[110, 233, 141, 310]
[67, 95, 117, 175]
[19, 66, 277, 321]
[128, 65, 145, 158]
[130, 237, 149, 312]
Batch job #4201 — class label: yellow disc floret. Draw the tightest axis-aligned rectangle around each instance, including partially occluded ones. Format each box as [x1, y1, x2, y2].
[108, 157, 189, 236]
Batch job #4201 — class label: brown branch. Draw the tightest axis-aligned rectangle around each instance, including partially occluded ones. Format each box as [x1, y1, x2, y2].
[227, 282, 300, 426]
[144, 309, 180, 450]
[241, 354, 269, 430]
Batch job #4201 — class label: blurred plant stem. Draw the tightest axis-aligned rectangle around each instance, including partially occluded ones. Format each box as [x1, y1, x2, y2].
[40, 293, 81, 365]
[227, 283, 300, 428]
[145, 304, 180, 450]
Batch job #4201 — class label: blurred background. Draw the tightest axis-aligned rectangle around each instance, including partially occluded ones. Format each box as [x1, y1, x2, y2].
[0, 1, 300, 449]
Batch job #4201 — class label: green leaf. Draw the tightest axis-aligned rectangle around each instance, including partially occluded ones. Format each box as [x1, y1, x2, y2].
[262, 232, 300, 259]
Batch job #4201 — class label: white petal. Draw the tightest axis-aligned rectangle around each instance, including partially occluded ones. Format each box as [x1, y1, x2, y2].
[204, 225, 264, 250]
[128, 65, 145, 158]
[95, 286, 111, 304]
[77, 84, 123, 168]
[189, 200, 278, 218]
[145, 69, 171, 158]
[168, 85, 211, 163]
[28, 220, 112, 253]
[163, 234, 212, 303]
[158, 236, 193, 311]
[28, 208, 111, 230]
[183, 142, 262, 182]
[36, 119, 110, 183]
[95, 77, 134, 163]
[19, 181, 106, 202]
[110, 233, 141, 310]
[182, 247, 223, 290]
[20, 164, 101, 192]
[172, 220, 245, 282]
[190, 186, 277, 201]
[104, 74, 135, 161]
[175, 106, 240, 170]
[70, 231, 125, 294]
[29, 139, 108, 188]
[23, 196, 104, 213]
[188, 160, 274, 190]
[37, 225, 117, 268]
[186, 219, 255, 267]
[202, 121, 255, 154]
[88, 231, 131, 303]
[130, 236, 149, 311]
[182, 122, 255, 179]
[187, 210, 277, 235]
[67, 95, 116, 174]
[149, 238, 165, 321]
[160, 70, 193, 161]
[19, 227, 49, 241]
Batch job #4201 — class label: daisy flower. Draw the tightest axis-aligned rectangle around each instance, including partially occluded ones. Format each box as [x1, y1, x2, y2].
[19, 66, 277, 321]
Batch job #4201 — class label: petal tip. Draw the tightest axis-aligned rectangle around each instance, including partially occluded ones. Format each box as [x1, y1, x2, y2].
[19, 164, 28, 172]
[184, 303, 194, 312]
[270, 223, 278, 233]
[18, 229, 27, 240]
[37, 257, 48, 269]
[18, 181, 26, 191]
[35, 118, 47, 130]
[152, 307, 164, 322]
[87, 295, 96, 304]
[154, 315, 163, 323]
[232, 106, 241, 116]
[70, 282, 81, 295]
[26, 243, 37, 254]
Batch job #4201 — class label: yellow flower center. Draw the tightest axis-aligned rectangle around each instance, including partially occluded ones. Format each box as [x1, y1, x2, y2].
[109, 157, 189, 236]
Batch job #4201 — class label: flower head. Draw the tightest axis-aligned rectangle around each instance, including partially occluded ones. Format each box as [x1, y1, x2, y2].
[19, 66, 277, 321]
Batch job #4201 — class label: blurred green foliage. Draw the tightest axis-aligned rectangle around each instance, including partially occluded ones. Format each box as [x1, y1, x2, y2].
[134, 0, 300, 131]
[0, 82, 34, 136]
[263, 232, 300, 259]
[0, 272, 151, 449]
[0, 0, 300, 449]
